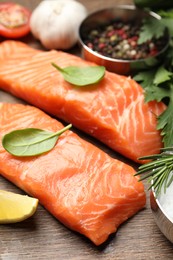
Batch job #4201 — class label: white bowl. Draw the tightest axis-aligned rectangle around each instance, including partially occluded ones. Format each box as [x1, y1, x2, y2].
[150, 190, 173, 243]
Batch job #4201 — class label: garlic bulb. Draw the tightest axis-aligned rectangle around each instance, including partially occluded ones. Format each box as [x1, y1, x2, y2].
[30, 0, 87, 50]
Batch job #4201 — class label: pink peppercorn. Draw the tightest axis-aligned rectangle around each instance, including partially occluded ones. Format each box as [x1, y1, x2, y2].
[98, 43, 106, 49]
[84, 19, 167, 60]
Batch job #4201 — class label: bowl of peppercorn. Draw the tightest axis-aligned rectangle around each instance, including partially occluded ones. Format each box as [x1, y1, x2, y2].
[79, 5, 169, 75]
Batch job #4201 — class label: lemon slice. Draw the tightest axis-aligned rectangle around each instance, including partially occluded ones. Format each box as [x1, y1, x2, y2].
[0, 190, 39, 224]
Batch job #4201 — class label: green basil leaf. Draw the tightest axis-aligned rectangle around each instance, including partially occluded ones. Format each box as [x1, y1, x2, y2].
[51, 63, 105, 86]
[2, 124, 72, 157]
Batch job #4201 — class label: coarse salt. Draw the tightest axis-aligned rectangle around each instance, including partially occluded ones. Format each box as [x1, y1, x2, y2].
[158, 178, 173, 222]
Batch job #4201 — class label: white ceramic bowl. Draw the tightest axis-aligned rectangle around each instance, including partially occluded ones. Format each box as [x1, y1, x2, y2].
[150, 190, 173, 243]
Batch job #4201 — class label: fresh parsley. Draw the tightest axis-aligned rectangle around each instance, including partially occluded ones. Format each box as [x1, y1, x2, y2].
[138, 17, 166, 44]
[134, 60, 173, 147]
[134, 9, 173, 148]
[134, 8, 173, 194]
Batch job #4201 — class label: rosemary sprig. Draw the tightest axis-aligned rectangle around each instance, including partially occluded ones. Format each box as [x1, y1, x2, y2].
[135, 147, 173, 195]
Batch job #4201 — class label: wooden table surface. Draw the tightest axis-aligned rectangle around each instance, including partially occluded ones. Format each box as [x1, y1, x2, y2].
[0, 0, 173, 259]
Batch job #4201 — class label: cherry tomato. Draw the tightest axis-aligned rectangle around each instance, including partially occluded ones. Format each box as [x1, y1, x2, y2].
[0, 2, 31, 39]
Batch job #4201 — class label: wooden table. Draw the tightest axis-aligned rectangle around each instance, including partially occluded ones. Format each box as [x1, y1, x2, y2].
[0, 0, 173, 259]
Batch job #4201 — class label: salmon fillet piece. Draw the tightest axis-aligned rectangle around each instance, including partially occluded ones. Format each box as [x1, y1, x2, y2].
[0, 40, 37, 60]
[0, 103, 146, 245]
[0, 40, 166, 162]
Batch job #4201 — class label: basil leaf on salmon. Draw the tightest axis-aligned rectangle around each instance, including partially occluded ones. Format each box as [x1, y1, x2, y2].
[2, 124, 72, 156]
[51, 62, 105, 86]
[0, 40, 166, 163]
[0, 103, 146, 245]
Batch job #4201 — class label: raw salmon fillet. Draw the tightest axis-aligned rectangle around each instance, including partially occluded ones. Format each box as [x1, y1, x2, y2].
[0, 40, 166, 162]
[0, 103, 146, 245]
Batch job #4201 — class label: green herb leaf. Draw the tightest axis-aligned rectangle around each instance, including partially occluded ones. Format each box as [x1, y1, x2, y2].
[135, 148, 173, 196]
[134, 64, 173, 146]
[138, 17, 166, 44]
[51, 63, 105, 86]
[157, 93, 173, 147]
[134, 9, 173, 195]
[158, 9, 173, 19]
[145, 84, 170, 103]
[133, 70, 155, 88]
[157, 9, 173, 37]
[161, 18, 173, 36]
[2, 124, 72, 157]
[133, 68, 170, 102]
[153, 66, 172, 85]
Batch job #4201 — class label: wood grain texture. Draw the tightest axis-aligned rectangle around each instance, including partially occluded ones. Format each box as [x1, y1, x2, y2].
[0, 0, 173, 259]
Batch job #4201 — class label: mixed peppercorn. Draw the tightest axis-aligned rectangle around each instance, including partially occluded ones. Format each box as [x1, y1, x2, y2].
[83, 19, 167, 60]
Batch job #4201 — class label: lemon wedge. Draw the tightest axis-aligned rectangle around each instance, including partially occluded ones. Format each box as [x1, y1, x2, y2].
[0, 190, 39, 224]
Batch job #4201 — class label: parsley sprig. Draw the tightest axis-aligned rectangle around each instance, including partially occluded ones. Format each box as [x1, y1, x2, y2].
[134, 9, 173, 194]
[138, 17, 167, 44]
[134, 47, 173, 147]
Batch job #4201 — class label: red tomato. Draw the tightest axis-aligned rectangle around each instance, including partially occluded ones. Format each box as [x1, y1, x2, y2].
[0, 2, 31, 39]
